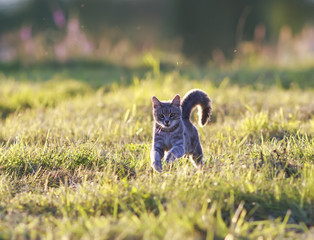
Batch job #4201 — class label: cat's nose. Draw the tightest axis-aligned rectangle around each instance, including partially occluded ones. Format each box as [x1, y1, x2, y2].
[165, 120, 169, 124]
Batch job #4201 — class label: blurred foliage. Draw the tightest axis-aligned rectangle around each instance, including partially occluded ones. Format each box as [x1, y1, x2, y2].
[1, 0, 314, 63]
[172, 0, 314, 62]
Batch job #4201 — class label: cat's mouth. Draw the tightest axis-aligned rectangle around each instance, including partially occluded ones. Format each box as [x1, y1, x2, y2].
[164, 123, 170, 127]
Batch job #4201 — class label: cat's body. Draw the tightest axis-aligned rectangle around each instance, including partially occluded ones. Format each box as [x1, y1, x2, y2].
[150, 89, 212, 172]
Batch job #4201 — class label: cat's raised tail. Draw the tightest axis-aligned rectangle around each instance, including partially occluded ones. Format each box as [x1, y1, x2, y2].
[181, 89, 212, 127]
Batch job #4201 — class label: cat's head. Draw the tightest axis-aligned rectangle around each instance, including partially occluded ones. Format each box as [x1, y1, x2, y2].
[152, 95, 182, 129]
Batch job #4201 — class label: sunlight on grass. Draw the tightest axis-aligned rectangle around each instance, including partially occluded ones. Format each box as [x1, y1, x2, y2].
[0, 69, 313, 239]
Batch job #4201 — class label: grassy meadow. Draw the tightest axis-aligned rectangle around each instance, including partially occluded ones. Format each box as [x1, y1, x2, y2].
[0, 65, 313, 239]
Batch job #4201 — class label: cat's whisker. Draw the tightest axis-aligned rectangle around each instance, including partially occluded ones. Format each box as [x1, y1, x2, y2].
[156, 125, 163, 134]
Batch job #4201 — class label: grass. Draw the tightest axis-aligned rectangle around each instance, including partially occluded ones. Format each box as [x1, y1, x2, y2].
[0, 65, 313, 239]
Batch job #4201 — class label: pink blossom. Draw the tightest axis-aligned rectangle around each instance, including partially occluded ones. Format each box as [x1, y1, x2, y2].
[20, 26, 31, 41]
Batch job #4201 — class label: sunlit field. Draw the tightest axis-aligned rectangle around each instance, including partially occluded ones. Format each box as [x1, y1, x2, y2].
[0, 65, 313, 239]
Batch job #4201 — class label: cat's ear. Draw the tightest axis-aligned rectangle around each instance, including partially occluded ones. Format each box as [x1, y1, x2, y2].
[171, 94, 180, 106]
[152, 96, 161, 108]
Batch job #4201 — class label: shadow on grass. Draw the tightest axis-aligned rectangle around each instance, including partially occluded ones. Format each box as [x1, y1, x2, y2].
[1, 61, 314, 89]
[0, 60, 151, 88]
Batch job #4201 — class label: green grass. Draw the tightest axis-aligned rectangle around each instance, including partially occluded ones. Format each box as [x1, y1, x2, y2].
[0, 66, 313, 239]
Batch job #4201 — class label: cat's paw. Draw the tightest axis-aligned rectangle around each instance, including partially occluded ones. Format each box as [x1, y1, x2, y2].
[151, 161, 162, 173]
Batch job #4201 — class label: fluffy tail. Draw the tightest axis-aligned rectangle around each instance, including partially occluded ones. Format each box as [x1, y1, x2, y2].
[181, 89, 212, 127]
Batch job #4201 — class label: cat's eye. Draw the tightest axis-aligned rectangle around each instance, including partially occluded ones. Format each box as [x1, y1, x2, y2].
[159, 114, 164, 118]
[170, 113, 175, 117]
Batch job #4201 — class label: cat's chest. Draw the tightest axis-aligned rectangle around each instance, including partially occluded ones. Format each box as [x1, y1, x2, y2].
[162, 131, 184, 150]
[163, 134, 172, 150]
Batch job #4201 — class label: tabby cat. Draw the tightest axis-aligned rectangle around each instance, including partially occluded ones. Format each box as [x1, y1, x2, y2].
[150, 89, 212, 172]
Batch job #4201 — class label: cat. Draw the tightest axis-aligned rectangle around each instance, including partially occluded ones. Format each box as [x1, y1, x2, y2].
[150, 89, 212, 172]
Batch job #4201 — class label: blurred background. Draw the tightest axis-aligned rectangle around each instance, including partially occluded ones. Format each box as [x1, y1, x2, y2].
[1, 0, 314, 68]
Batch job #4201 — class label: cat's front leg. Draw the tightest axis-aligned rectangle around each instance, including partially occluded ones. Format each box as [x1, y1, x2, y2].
[150, 147, 164, 172]
[165, 145, 185, 163]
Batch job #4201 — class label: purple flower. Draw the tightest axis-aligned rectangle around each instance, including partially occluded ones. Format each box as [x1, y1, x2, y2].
[53, 9, 66, 28]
